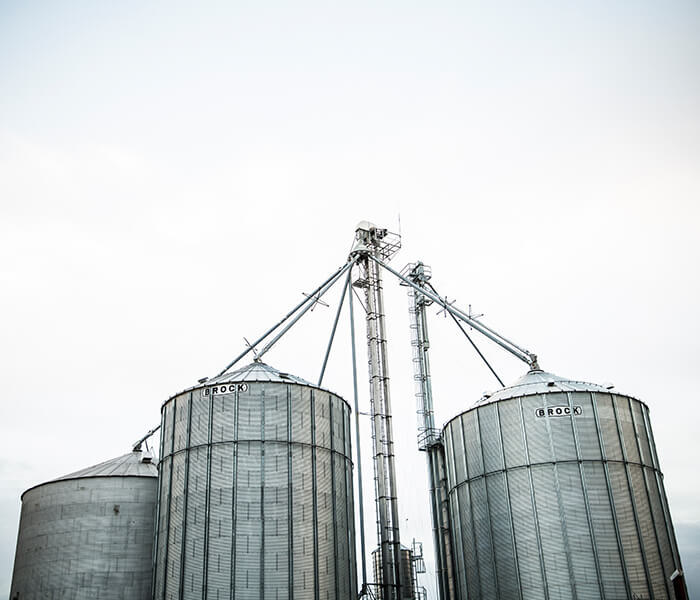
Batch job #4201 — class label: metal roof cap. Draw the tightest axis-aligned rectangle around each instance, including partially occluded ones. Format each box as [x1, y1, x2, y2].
[21, 450, 157, 500]
[474, 369, 612, 406]
[206, 361, 314, 386]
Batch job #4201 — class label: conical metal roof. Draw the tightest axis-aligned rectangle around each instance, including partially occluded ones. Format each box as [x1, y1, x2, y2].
[475, 369, 611, 406]
[21, 450, 157, 502]
[52, 450, 157, 481]
[206, 361, 314, 386]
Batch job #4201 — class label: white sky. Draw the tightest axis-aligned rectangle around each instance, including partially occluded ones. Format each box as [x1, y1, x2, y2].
[1, 1, 699, 597]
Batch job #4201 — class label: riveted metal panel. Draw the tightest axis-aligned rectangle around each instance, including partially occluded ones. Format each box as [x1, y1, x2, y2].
[463, 412, 483, 479]
[507, 467, 546, 599]
[596, 393, 623, 461]
[485, 473, 518, 598]
[532, 465, 574, 599]
[211, 393, 235, 443]
[522, 395, 552, 464]
[441, 372, 685, 600]
[499, 400, 526, 469]
[184, 444, 207, 597]
[547, 393, 577, 461]
[154, 372, 355, 600]
[480, 404, 503, 474]
[572, 392, 602, 460]
[557, 462, 599, 599]
[174, 395, 191, 453]
[207, 443, 233, 598]
[581, 462, 626, 598]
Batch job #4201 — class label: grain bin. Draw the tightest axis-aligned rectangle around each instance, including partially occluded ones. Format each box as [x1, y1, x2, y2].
[442, 369, 687, 600]
[372, 545, 417, 599]
[153, 361, 357, 600]
[10, 449, 158, 600]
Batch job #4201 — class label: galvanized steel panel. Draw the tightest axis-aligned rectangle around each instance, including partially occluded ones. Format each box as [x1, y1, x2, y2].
[11, 453, 157, 600]
[441, 370, 683, 600]
[154, 366, 356, 600]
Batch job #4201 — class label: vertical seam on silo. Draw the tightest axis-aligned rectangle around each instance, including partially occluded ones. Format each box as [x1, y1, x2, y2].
[179, 392, 194, 600]
[329, 394, 339, 600]
[260, 385, 266, 600]
[339, 397, 347, 597]
[440, 446, 457, 600]
[613, 395, 654, 599]
[287, 385, 294, 600]
[570, 391, 605, 599]
[311, 389, 320, 600]
[153, 404, 165, 600]
[630, 399, 668, 598]
[161, 399, 176, 600]
[655, 469, 682, 578]
[429, 445, 450, 600]
[345, 406, 357, 599]
[448, 423, 466, 598]
[476, 407, 502, 599]
[518, 396, 549, 600]
[643, 404, 683, 572]
[591, 392, 633, 598]
[460, 414, 483, 600]
[542, 393, 578, 600]
[495, 402, 523, 600]
[202, 387, 214, 600]
[230, 388, 239, 600]
[428, 449, 443, 600]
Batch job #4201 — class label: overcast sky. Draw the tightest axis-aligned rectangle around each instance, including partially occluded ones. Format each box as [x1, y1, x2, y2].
[1, 1, 699, 598]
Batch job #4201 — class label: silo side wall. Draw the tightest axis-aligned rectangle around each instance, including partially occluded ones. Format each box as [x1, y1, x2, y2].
[443, 391, 682, 600]
[154, 381, 357, 600]
[11, 476, 157, 600]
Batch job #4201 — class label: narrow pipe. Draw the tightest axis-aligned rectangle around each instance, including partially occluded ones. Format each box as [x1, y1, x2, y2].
[370, 255, 536, 367]
[349, 269, 368, 589]
[372, 257, 403, 598]
[318, 269, 352, 386]
[215, 261, 352, 377]
[257, 260, 354, 361]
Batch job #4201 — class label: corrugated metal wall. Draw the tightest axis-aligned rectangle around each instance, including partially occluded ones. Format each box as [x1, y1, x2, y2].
[154, 381, 357, 600]
[372, 547, 416, 599]
[443, 390, 683, 600]
[11, 475, 157, 599]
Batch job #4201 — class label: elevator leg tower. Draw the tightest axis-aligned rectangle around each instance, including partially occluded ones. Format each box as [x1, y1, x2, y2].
[351, 222, 404, 600]
[402, 262, 456, 600]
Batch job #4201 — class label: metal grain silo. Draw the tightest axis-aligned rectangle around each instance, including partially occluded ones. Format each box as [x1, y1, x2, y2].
[153, 361, 357, 600]
[372, 545, 418, 599]
[10, 450, 158, 600]
[442, 369, 687, 600]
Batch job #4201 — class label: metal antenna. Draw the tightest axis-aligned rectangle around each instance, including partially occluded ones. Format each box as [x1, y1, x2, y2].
[243, 337, 261, 362]
[350, 221, 404, 600]
[436, 296, 456, 318]
[467, 304, 484, 324]
[302, 291, 330, 311]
